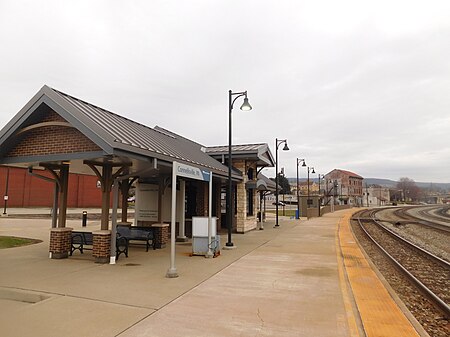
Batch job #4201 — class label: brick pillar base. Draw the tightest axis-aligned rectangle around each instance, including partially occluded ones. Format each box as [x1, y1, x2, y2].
[151, 223, 169, 249]
[92, 230, 111, 264]
[49, 228, 72, 259]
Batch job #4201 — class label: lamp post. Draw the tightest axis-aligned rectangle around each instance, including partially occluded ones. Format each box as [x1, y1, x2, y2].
[226, 90, 252, 248]
[317, 174, 324, 216]
[296, 158, 306, 219]
[306, 166, 315, 218]
[274, 138, 289, 227]
[3, 167, 10, 215]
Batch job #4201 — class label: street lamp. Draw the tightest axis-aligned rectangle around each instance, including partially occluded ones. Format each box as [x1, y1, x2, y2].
[274, 138, 289, 227]
[226, 90, 252, 248]
[317, 174, 324, 216]
[296, 158, 306, 219]
[307, 166, 315, 218]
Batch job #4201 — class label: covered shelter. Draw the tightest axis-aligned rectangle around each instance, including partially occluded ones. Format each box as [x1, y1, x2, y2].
[206, 144, 275, 232]
[0, 85, 241, 266]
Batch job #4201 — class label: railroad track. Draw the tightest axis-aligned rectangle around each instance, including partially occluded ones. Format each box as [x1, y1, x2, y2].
[417, 206, 450, 224]
[393, 206, 450, 234]
[352, 209, 450, 336]
[436, 206, 450, 219]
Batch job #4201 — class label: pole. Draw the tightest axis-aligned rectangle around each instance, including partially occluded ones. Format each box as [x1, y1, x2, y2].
[226, 90, 234, 247]
[296, 160, 299, 219]
[110, 180, 119, 265]
[206, 173, 213, 258]
[318, 174, 321, 217]
[259, 191, 264, 230]
[307, 168, 310, 219]
[166, 162, 179, 278]
[274, 138, 279, 227]
[3, 167, 10, 215]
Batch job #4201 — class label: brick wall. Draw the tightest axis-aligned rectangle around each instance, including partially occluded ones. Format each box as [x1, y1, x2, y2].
[6, 110, 101, 157]
[49, 228, 72, 259]
[152, 224, 169, 248]
[234, 160, 258, 233]
[0, 166, 104, 207]
[195, 181, 208, 216]
[92, 231, 111, 263]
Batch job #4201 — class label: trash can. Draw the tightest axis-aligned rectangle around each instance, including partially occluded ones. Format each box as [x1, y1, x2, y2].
[295, 210, 300, 219]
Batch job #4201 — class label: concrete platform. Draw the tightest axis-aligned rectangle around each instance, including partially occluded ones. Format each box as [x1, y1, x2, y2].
[0, 209, 423, 336]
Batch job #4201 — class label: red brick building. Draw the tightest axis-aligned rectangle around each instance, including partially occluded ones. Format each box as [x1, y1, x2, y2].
[0, 166, 103, 207]
[324, 169, 363, 206]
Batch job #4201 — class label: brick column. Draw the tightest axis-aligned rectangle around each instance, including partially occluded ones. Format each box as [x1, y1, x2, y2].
[195, 182, 208, 216]
[151, 223, 169, 249]
[92, 230, 111, 264]
[49, 227, 72, 259]
[234, 160, 247, 233]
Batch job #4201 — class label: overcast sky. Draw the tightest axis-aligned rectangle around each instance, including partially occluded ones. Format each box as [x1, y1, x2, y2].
[0, 0, 449, 183]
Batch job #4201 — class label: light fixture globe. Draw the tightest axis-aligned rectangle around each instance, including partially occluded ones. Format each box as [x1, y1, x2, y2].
[240, 97, 252, 111]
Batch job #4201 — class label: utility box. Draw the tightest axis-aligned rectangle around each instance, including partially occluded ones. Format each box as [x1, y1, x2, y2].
[192, 217, 220, 256]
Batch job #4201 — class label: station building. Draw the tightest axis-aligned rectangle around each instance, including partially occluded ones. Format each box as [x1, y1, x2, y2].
[0, 85, 274, 261]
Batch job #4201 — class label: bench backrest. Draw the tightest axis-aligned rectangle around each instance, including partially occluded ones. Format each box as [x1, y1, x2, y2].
[72, 231, 93, 245]
[117, 226, 154, 240]
[117, 226, 132, 237]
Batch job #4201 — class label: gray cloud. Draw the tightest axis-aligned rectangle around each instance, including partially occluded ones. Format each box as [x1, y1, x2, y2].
[0, 0, 449, 183]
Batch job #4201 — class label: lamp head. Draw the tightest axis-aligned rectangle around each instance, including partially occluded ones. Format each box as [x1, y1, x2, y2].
[302, 161, 306, 167]
[240, 97, 252, 111]
[282, 142, 289, 151]
[311, 167, 315, 174]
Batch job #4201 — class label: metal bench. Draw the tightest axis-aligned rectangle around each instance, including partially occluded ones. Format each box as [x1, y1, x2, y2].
[70, 231, 129, 260]
[70, 231, 93, 255]
[117, 226, 156, 251]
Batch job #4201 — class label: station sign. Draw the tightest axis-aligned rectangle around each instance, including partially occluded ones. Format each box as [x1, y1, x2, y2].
[175, 162, 210, 182]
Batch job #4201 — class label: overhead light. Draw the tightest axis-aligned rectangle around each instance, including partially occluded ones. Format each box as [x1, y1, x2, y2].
[240, 97, 252, 111]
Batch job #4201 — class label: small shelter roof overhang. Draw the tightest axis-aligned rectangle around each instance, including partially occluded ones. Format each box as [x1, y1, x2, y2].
[205, 143, 275, 168]
[246, 173, 277, 192]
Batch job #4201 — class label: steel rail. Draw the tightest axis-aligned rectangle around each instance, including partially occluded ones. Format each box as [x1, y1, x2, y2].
[394, 206, 450, 233]
[355, 213, 450, 317]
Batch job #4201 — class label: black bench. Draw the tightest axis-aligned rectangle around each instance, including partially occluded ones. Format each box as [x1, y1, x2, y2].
[117, 226, 156, 251]
[70, 231, 93, 255]
[70, 231, 129, 260]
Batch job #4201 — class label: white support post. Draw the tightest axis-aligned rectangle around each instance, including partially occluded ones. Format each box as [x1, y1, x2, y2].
[166, 162, 179, 278]
[109, 179, 119, 265]
[205, 173, 213, 258]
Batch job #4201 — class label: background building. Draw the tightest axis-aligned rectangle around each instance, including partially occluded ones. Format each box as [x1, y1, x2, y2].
[362, 184, 390, 207]
[324, 169, 363, 206]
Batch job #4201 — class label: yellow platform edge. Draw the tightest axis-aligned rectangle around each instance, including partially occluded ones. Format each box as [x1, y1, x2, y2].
[336, 209, 423, 337]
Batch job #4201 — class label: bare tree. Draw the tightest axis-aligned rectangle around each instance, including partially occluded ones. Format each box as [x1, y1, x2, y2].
[396, 177, 421, 202]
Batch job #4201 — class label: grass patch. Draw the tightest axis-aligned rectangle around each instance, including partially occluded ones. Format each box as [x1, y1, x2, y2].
[266, 210, 297, 217]
[0, 236, 42, 249]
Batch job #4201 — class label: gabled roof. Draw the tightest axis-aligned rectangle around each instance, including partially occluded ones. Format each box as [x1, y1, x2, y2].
[0, 85, 237, 178]
[257, 173, 277, 191]
[205, 143, 275, 167]
[326, 169, 363, 179]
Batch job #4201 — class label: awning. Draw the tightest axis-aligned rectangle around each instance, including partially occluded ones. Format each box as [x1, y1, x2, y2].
[246, 179, 268, 191]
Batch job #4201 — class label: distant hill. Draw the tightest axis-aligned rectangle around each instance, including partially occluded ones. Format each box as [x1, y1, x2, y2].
[363, 178, 450, 190]
[288, 177, 450, 191]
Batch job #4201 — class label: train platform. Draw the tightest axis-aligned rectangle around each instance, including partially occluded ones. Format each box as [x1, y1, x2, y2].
[0, 208, 425, 336]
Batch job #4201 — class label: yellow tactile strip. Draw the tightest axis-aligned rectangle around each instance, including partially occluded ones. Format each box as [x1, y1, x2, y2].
[338, 210, 420, 337]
